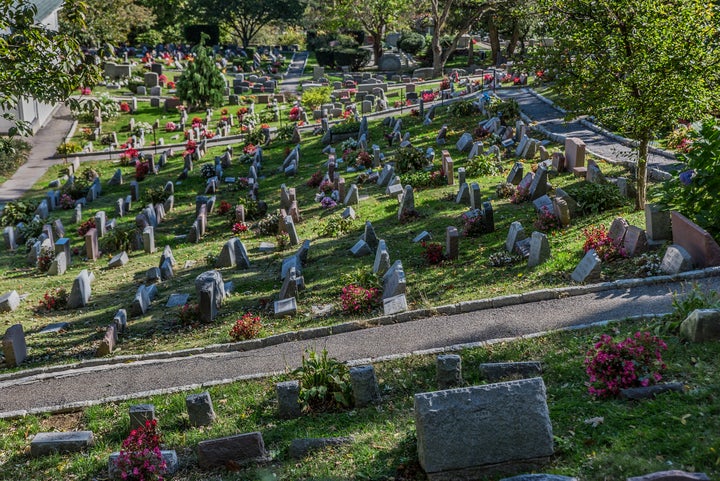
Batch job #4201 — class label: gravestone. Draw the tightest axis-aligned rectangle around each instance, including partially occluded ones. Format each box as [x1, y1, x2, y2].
[660, 245, 693, 274]
[166, 293, 189, 308]
[186, 392, 216, 427]
[382, 260, 406, 300]
[197, 432, 271, 469]
[529, 165, 548, 200]
[142, 226, 156, 254]
[383, 293, 408, 315]
[436, 354, 462, 389]
[455, 183, 470, 204]
[608, 217, 629, 245]
[130, 285, 152, 316]
[129, 404, 156, 430]
[456, 133, 473, 152]
[108, 251, 129, 268]
[72, 204, 82, 224]
[645, 204, 672, 241]
[285, 216, 299, 245]
[415, 378, 553, 479]
[344, 184, 360, 206]
[364, 222, 379, 250]
[507, 162, 524, 185]
[48, 251, 67, 276]
[0, 290, 21, 312]
[274, 297, 297, 317]
[398, 185, 415, 220]
[469, 183, 482, 210]
[564, 137, 586, 170]
[113, 309, 127, 333]
[445, 226, 459, 260]
[3, 226, 17, 251]
[30, 431, 95, 457]
[195, 270, 226, 322]
[277, 380, 302, 419]
[626, 471, 710, 481]
[528, 231, 550, 268]
[68, 270, 92, 308]
[680, 309, 720, 343]
[2, 324, 27, 366]
[96, 324, 116, 357]
[216, 238, 251, 269]
[670, 211, 720, 268]
[506, 222, 527, 253]
[623, 225, 648, 257]
[349, 365, 381, 407]
[351, 240, 372, 257]
[571, 250, 602, 283]
[373, 240, 391, 276]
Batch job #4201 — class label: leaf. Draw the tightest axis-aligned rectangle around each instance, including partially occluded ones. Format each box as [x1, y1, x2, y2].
[680, 414, 691, 425]
[584, 416, 604, 427]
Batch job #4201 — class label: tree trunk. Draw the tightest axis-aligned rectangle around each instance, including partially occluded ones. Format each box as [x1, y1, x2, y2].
[636, 135, 649, 210]
[372, 33, 384, 67]
[431, 32, 443, 78]
[467, 38, 474, 67]
[506, 22, 520, 58]
[488, 16, 500, 66]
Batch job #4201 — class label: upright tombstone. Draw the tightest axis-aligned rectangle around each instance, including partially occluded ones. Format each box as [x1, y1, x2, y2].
[84, 228, 99, 261]
[94, 211, 107, 238]
[564, 137, 586, 171]
[506, 222, 526, 253]
[276, 380, 302, 419]
[186, 392, 216, 428]
[398, 185, 415, 220]
[0, 290, 21, 312]
[129, 404, 156, 431]
[2, 324, 27, 366]
[372, 239, 391, 276]
[67, 269, 93, 308]
[571, 249, 602, 283]
[142, 226, 156, 254]
[528, 231, 551, 267]
[506, 162, 524, 185]
[349, 365, 381, 408]
[645, 204, 672, 242]
[414, 378, 553, 479]
[194, 270, 226, 322]
[529, 165, 549, 200]
[445, 226, 459, 260]
[436, 354, 462, 389]
[661, 245, 694, 275]
[670, 211, 720, 268]
[4, 226, 17, 251]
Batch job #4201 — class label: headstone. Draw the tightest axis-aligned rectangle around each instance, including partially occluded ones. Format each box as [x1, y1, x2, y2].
[0, 290, 21, 312]
[660, 244, 694, 274]
[186, 392, 216, 427]
[455, 132, 473, 152]
[129, 181, 140, 201]
[528, 231, 551, 267]
[48, 250, 67, 275]
[55, 237, 71, 266]
[67, 270, 92, 308]
[626, 471, 710, 481]
[194, 270, 226, 322]
[197, 432, 271, 469]
[3, 226, 17, 251]
[398, 185, 415, 220]
[113, 309, 127, 333]
[469, 183, 482, 210]
[564, 137, 586, 170]
[529, 165, 548, 200]
[351, 239, 372, 257]
[30, 431, 95, 457]
[445, 226, 459, 260]
[129, 404, 156, 431]
[383, 293, 408, 315]
[2, 324, 26, 366]
[372, 239, 391, 275]
[285, 216, 299, 245]
[349, 365, 381, 407]
[455, 183, 470, 204]
[680, 309, 720, 342]
[96, 324, 116, 357]
[505, 222, 526, 253]
[436, 354, 462, 389]
[623, 225, 648, 257]
[414, 378, 553, 478]
[608, 217, 630, 245]
[277, 380, 302, 419]
[344, 183, 360, 206]
[216, 238, 250, 269]
[645, 204, 672, 241]
[506, 162, 524, 185]
[72, 204, 82, 224]
[364, 221, 379, 250]
[670, 211, 720, 268]
[571, 249, 602, 283]
[274, 297, 297, 317]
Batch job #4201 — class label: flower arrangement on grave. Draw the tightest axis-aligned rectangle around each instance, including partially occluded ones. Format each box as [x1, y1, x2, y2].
[164, 122, 177, 132]
[306, 170, 323, 188]
[76, 217, 96, 237]
[495, 182, 516, 199]
[410, 108, 420, 117]
[440, 76, 450, 90]
[113, 419, 168, 481]
[229, 312, 262, 341]
[533, 206, 562, 232]
[191, 116, 203, 127]
[119, 101, 131, 113]
[421, 91, 437, 102]
[243, 143, 257, 155]
[340, 284, 381, 313]
[37, 287, 69, 311]
[231, 222, 248, 235]
[421, 241, 445, 265]
[320, 196, 337, 209]
[355, 151, 373, 169]
[200, 163, 215, 179]
[236, 177, 250, 189]
[318, 179, 334, 197]
[513, 76, 522, 85]
[460, 208, 488, 237]
[36, 246, 55, 273]
[217, 200, 232, 216]
[585, 331, 668, 399]
[509, 184, 530, 204]
[582, 225, 628, 262]
[401, 168, 446, 189]
[288, 105, 300, 121]
[203, 130, 215, 139]
[178, 302, 201, 325]
[158, 74, 168, 85]
[183, 139, 197, 158]
[59, 193, 75, 210]
[275, 231, 290, 251]
[484, 73, 493, 83]
[487, 250, 523, 267]
[166, 81, 176, 89]
[135, 159, 150, 181]
[501, 74, 513, 83]
[119, 147, 139, 164]
[135, 121, 154, 137]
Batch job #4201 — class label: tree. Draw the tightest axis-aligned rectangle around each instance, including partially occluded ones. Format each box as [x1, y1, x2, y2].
[426, 0, 494, 77]
[196, 0, 304, 49]
[482, 0, 538, 65]
[59, 0, 155, 47]
[175, 38, 227, 110]
[0, 0, 101, 151]
[535, 0, 720, 210]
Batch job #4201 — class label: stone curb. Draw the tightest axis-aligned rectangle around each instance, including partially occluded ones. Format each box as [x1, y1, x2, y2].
[0, 311, 667, 420]
[2, 266, 718, 387]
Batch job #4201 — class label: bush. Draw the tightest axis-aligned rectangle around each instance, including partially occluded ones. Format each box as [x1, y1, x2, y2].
[38, 287, 68, 311]
[176, 40, 226, 110]
[293, 348, 353, 412]
[0, 139, 30, 177]
[36, 246, 54, 273]
[485, 97, 520, 125]
[178, 302, 201, 325]
[76, 217, 96, 237]
[143, 186, 170, 205]
[113, 419, 167, 481]
[582, 224, 627, 262]
[333, 48, 371, 70]
[654, 118, 720, 238]
[395, 146, 427, 174]
[657, 282, 720, 334]
[330, 120, 360, 135]
[306, 170, 323, 188]
[229, 313, 262, 341]
[398, 32, 426, 54]
[401, 169, 446, 188]
[421, 241, 445, 265]
[585, 331, 667, 399]
[460, 208, 490, 237]
[254, 212, 280, 236]
[317, 215, 353, 238]
[101, 224, 136, 253]
[57, 141, 82, 156]
[447, 99, 477, 117]
[564, 182, 626, 215]
[466, 154, 503, 177]
[301, 86, 332, 111]
[0, 200, 37, 226]
[496, 182, 516, 198]
[314, 48, 334, 67]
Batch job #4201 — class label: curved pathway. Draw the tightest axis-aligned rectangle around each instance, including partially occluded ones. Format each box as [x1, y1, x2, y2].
[495, 88, 681, 174]
[1, 273, 719, 418]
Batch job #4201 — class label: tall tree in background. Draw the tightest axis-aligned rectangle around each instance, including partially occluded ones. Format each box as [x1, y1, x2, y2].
[197, 0, 305, 49]
[536, 0, 719, 209]
[59, 0, 155, 47]
[0, 0, 101, 151]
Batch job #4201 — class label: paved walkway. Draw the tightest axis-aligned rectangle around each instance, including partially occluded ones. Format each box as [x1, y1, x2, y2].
[495, 89, 681, 173]
[1, 274, 719, 418]
[0, 105, 75, 203]
[280, 51, 308, 94]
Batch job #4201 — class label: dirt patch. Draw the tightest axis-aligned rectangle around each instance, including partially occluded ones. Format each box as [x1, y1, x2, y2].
[40, 411, 83, 431]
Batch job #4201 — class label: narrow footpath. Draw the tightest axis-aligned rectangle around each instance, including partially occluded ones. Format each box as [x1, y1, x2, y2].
[2, 274, 718, 418]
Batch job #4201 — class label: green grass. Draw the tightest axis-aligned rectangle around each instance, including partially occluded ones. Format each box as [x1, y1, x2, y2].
[0, 101, 655, 373]
[1, 319, 718, 480]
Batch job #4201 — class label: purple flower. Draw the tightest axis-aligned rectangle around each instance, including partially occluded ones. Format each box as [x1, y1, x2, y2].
[679, 169, 695, 186]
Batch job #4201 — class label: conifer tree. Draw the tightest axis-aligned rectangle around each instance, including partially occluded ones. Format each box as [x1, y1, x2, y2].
[176, 36, 226, 111]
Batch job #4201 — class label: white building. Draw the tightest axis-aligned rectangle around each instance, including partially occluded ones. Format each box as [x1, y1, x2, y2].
[0, 0, 64, 134]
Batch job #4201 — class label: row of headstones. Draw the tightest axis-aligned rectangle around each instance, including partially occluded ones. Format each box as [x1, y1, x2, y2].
[505, 221, 552, 267]
[274, 240, 311, 317]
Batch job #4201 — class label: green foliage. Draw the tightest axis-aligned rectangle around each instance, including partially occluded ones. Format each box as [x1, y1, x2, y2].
[176, 39, 226, 110]
[0, 139, 29, 177]
[254, 212, 280, 236]
[143, 185, 171, 205]
[397, 31, 426, 54]
[654, 119, 720, 238]
[339, 268, 382, 291]
[394, 146, 428, 174]
[277, 27, 306, 49]
[495, 181, 516, 199]
[656, 282, 720, 334]
[60, 178, 91, 200]
[332, 48, 372, 70]
[446, 99, 477, 117]
[293, 348, 353, 412]
[72, 93, 120, 122]
[330, 120, 360, 135]
[100, 224, 136, 253]
[57, 141, 83, 156]
[300, 86, 332, 111]
[401, 169, 446, 188]
[0, 199, 37, 226]
[317, 215, 354, 238]
[564, 182, 626, 215]
[485, 97, 520, 125]
[466, 154, 503, 177]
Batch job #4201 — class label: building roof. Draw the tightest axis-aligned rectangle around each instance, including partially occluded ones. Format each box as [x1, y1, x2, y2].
[26, 0, 64, 23]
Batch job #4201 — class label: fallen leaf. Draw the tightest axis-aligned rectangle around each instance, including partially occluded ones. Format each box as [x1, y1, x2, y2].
[584, 416, 604, 427]
[681, 414, 691, 425]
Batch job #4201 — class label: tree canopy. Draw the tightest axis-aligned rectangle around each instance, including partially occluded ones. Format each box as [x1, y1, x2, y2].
[59, 0, 155, 48]
[535, 0, 720, 209]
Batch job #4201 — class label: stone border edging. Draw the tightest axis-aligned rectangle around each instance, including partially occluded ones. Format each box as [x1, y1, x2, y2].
[2, 266, 718, 388]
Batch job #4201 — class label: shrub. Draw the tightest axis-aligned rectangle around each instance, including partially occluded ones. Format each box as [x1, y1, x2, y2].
[510, 184, 530, 204]
[57, 141, 82, 156]
[59, 193, 75, 209]
[340, 283, 381, 313]
[585, 332, 668, 399]
[200, 163, 216, 179]
[254, 212, 279, 236]
[485, 97, 520, 124]
[657, 282, 720, 334]
[229, 313, 262, 341]
[421, 241, 445, 265]
[333, 48, 371, 70]
[496, 182, 516, 198]
[175, 40, 226, 110]
[466, 154, 503, 177]
[306, 170, 323, 188]
[178, 302, 201, 326]
[317, 215, 353, 238]
[76, 217, 96, 237]
[487, 251, 523, 267]
[0, 200, 37, 226]
[654, 118, 720, 238]
[460, 208, 489, 237]
[398, 31, 426, 54]
[330, 120, 360, 135]
[301, 86, 332, 111]
[231, 222, 248, 235]
[275, 232, 290, 251]
[113, 419, 167, 481]
[101, 224, 136, 253]
[355, 151, 373, 169]
[143, 186, 170, 205]
[293, 348, 353, 412]
[60, 177, 90, 200]
[401, 169, 446, 188]
[135, 160, 150, 181]
[564, 182, 625, 215]
[217, 200, 232, 216]
[0, 139, 30, 177]
[534, 206, 562, 232]
[38, 287, 68, 311]
[36, 247, 55, 273]
[447, 99, 477, 117]
[395, 146, 427, 174]
[582, 224, 627, 262]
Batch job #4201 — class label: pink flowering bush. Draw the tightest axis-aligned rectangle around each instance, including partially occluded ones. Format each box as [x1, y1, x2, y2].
[113, 419, 167, 481]
[229, 312, 262, 341]
[533, 206, 562, 232]
[582, 224, 627, 261]
[510, 184, 530, 204]
[340, 284, 381, 313]
[585, 331, 668, 399]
